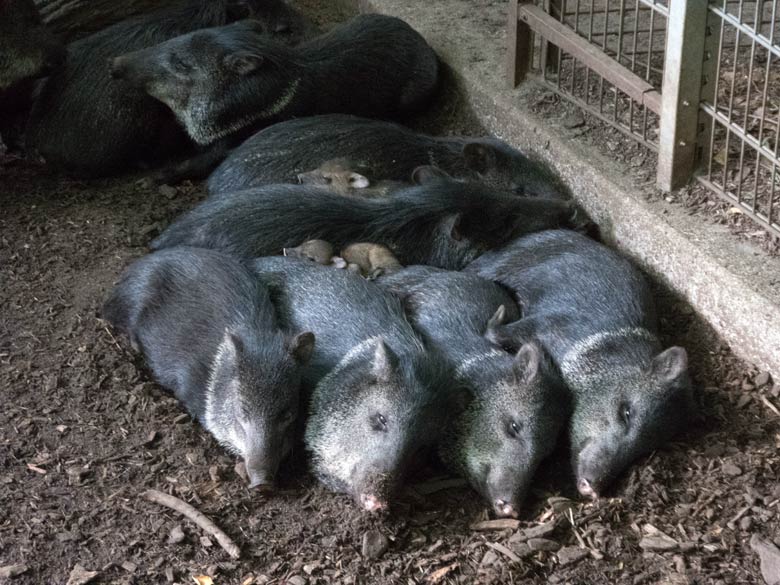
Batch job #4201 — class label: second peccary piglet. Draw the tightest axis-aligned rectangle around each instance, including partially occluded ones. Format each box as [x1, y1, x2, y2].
[467, 230, 694, 499]
[251, 256, 447, 513]
[102, 247, 314, 489]
[152, 176, 577, 270]
[377, 266, 567, 517]
[110, 14, 438, 148]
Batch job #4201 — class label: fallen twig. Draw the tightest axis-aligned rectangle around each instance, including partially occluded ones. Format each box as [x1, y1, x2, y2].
[141, 489, 240, 559]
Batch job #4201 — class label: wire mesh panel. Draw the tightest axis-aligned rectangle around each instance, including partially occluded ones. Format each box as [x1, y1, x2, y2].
[698, 0, 780, 234]
[532, 0, 668, 150]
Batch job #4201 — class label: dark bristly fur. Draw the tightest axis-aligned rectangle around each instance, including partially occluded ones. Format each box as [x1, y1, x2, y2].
[152, 178, 576, 269]
[250, 256, 447, 512]
[377, 266, 567, 517]
[24, 0, 312, 176]
[208, 114, 567, 198]
[466, 230, 694, 498]
[109, 14, 438, 149]
[0, 0, 63, 91]
[102, 247, 314, 488]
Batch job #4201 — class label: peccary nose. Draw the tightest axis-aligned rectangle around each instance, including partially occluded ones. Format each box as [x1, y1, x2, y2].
[577, 477, 599, 500]
[493, 499, 518, 518]
[360, 493, 386, 513]
[247, 468, 275, 491]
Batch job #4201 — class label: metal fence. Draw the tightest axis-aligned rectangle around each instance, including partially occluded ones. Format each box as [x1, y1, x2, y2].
[507, 0, 780, 237]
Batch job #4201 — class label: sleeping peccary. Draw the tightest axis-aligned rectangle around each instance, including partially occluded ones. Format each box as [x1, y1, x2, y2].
[250, 256, 448, 513]
[466, 230, 694, 499]
[151, 174, 578, 270]
[25, 0, 314, 176]
[102, 247, 314, 489]
[109, 14, 438, 153]
[207, 114, 566, 198]
[377, 266, 567, 517]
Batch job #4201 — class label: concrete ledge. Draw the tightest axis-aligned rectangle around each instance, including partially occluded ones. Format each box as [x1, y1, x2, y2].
[341, 0, 780, 376]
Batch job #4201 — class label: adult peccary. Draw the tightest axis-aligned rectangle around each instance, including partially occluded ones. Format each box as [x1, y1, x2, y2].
[250, 256, 447, 512]
[151, 176, 578, 270]
[377, 266, 567, 517]
[466, 230, 693, 499]
[109, 14, 438, 157]
[206, 114, 566, 198]
[24, 0, 312, 177]
[102, 247, 315, 489]
[0, 0, 64, 91]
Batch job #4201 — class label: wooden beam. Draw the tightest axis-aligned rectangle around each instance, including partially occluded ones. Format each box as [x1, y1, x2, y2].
[506, 0, 532, 89]
[657, 1, 709, 191]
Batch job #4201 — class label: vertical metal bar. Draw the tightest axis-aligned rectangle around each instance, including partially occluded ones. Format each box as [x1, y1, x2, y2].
[698, 9, 724, 180]
[631, 0, 640, 73]
[722, 24, 741, 190]
[656, 1, 709, 191]
[506, 0, 533, 88]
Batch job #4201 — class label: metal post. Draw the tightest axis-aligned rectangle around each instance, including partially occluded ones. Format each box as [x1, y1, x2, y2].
[506, 0, 533, 88]
[657, 0, 709, 191]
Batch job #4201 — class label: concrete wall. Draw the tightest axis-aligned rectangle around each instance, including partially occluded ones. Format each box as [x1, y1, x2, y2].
[342, 0, 780, 376]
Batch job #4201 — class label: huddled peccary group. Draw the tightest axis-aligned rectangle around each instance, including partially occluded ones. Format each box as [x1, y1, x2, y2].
[3, 1, 694, 519]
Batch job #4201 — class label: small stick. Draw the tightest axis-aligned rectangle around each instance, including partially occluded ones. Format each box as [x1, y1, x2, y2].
[760, 395, 780, 417]
[142, 489, 240, 559]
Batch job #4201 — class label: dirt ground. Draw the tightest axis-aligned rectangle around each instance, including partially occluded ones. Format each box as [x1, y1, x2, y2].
[2, 3, 780, 585]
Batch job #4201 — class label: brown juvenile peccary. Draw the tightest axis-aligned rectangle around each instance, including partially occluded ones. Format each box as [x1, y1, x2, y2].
[283, 239, 335, 265]
[297, 158, 405, 198]
[340, 243, 403, 279]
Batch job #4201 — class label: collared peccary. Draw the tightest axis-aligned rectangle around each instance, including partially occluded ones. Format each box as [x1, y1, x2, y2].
[24, 0, 313, 177]
[296, 158, 370, 195]
[377, 266, 567, 517]
[0, 0, 64, 91]
[207, 114, 566, 199]
[466, 230, 694, 499]
[102, 247, 315, 489]
[151, 177, 578, 269]
[109, 14, 438, 151]
[250, 256, 447, 512]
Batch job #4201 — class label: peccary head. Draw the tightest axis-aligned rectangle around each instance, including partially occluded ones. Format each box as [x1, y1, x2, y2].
[305, 338, 438, 512]
[204, 327, 314, 489]
[297, 158, 371, 195]
[110, 20, 301, 145]
[440, 343, 566, 518]
[566, 342, 693, 499]
[386, 169, 576, 269]
[0, 0, 64, 90]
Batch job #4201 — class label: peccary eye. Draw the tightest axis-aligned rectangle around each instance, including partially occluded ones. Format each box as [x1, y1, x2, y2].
[370, 413, 388, 432]
[619, 403, 632, 426]
[324, 176, 333, 184]
[508, 420, 522, 438]
[171, 55, 192, 73]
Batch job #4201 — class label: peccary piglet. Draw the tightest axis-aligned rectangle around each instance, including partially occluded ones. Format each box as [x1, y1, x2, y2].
[377, 266, 567, 517]
[297, 158, 371, 195]
[25, 0, 311, 176]
[110, 14, 438, 147]
[250, 256, 447, 513]
[283, 239, 335, 265]
[152, 175, 578, 270]
[208, 114, 566, 199]
[102, 247, 314, 489]
[0, 0, 64, 91]
[340, 243, 403, 279]
[466, 230, 694, 499]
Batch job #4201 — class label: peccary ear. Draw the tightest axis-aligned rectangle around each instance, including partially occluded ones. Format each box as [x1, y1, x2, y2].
[444, 213, 463, 242]
[371, 338, 399, 382]
[411, 165, 450, 184]
[288, 331, 315, 364]
[512, 343, 541, 385]
[462, 142, 497, 174]
[348, 173, 370, 189]
[212, 329, 241, 379]
[224, 51, 265, 76]
[485, 304, 508, 334]
[650, 346, 688, 385]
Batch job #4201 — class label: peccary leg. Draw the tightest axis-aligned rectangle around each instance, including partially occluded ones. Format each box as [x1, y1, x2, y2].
[150, 138, 233, 185]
